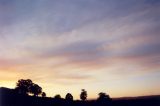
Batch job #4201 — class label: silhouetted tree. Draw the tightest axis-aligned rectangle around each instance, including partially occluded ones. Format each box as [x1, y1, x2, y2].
[65, 93, 73, 101]
[54, 94, 61, 99]
[97, 92, 111, 105]
[15, 79, 33, 95]
[29, 84, 42, 96]
[80, 89, 87, 101]
[15, 79, 43, 97]
[97, 92, 110, 100]
[42, 92, 46, 97]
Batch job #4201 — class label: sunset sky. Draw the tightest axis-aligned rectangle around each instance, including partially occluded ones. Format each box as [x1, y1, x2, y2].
[0, 0, 160, 99]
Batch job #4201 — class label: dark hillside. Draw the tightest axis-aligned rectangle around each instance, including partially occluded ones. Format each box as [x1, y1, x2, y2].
[112, 96, 160, 106]
[0, 87, 160, 106]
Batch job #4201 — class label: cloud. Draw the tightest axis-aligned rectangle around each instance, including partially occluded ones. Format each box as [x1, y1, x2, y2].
[0, 0, 160, 97]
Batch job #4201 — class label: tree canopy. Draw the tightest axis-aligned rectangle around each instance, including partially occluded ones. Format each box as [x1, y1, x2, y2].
[15, 79, 33, 95]
[15, 79, 43, 97]
[54, 94, 61, 99]
[65, 93, 73, 101]
[80, 89, 87, 101]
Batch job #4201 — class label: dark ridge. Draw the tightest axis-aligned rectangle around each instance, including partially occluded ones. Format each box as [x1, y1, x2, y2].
[0, 87, 160, 106]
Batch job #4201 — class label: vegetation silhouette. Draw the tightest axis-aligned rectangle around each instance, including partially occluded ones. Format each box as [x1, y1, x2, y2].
[15, 79, 32, 95]
[15, 79, 44, 97]
[29, 84, 42, 96]
[65, 93, 73, 101]
[80, 89, 87, 101]
[54, 94, 61, 99]
[97, 92, 112, 105]
[0, 79, 160, 106]
[42, 92, 46, 97]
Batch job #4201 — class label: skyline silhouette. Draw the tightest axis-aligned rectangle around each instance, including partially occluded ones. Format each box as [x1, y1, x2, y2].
[0, 85, 160, 106]
[1, 79, 113, 101]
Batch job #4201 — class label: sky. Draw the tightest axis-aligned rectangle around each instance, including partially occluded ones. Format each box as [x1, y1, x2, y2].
[0, 0, 160, 99]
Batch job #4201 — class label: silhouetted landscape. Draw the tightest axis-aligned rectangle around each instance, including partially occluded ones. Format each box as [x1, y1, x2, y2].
[1, 0, 160, 106]
[0, 79, 160, 106]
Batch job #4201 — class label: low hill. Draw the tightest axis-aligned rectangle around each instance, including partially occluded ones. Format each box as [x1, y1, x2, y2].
[0, 87, 160, 106]
[112, 95, 160, 106]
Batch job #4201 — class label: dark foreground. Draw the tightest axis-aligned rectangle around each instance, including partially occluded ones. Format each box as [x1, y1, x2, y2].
[0, 87, 160, 106]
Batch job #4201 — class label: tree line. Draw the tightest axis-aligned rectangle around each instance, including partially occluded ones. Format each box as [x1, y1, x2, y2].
[15, 79, 111, 102]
